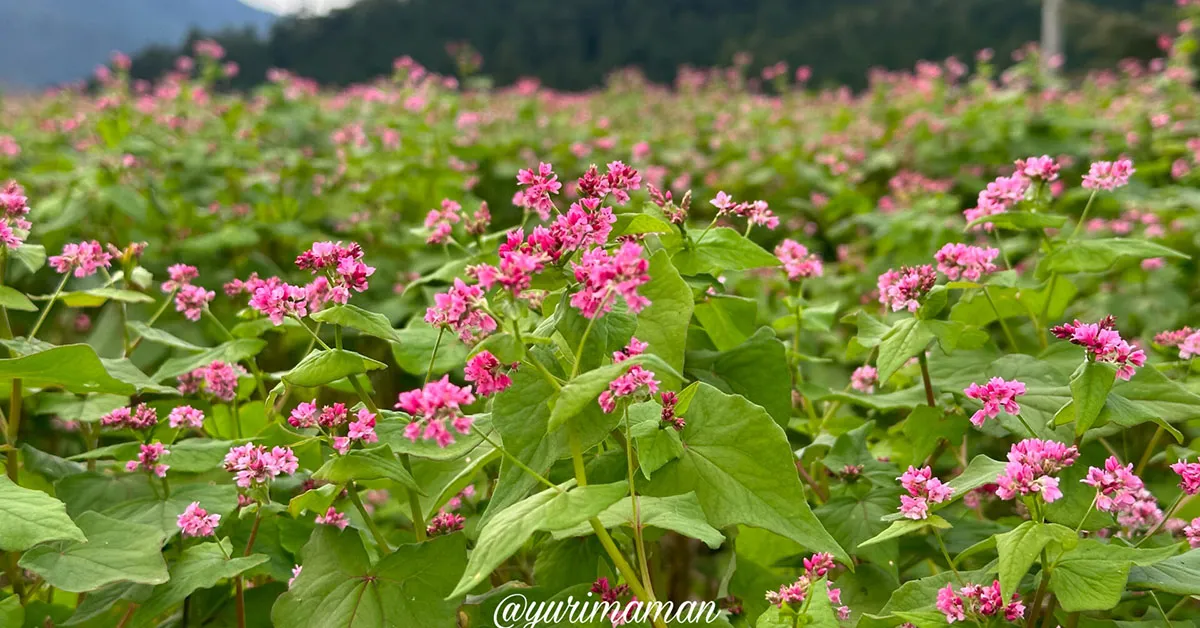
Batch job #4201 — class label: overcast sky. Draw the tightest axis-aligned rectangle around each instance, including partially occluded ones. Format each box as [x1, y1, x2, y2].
[240, 0, 359, 15]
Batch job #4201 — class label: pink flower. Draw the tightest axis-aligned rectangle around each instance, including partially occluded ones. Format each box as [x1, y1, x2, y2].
[49, 241, 112, 278]
[175, 284, 214, 321]
[424, 199, 462, 245]
[223, 444, 299, 488]
[995, 439, 1079, 503]
[1051, 317, 1146, 380]
[167, 405, 205, 429]
[938, 581, 1023, 623]
[1179, 330, 1200, 360]
[294, 241, 374, 303]
[102, 403, 158, 430]
[318, 403, 348, 428]
[963, 173, 1031, 230]
[1083, 456, 1145, 513]
[1014, 155, 1060, 181]
[896, 466, 954, 519]
[612, 337, 648, 363]
[515, 162, 562, 219]
[963, 378, 1026, 427]
[315, 507, 349, 529]
[775, 239, 824, 280]
[161, 264, 198, 292]
[1082, 158, 1135, 191]
[598, 366, 660, 413]
[425, 278, 497, 343]
[249, 279, 311, 325]
[464, 351, 515, 396]
[288, 565, 302, 588]
[660, 391, 684, 431]
[1185, 518, 1200, 548]
[177, 502, 221, 537]
[577, 162, 641, 205]
[0, 182, 32, 249]
[396, 376, 476, 448]
[345, 408, 378, 447]
[179, 361, 246, 402]
[934, 243, 999, 281]
[126, 442, 170, 477]
[1171, 459, 1200, 495]
[850, 366, 878, 393]
[427, 510, 466, 537]
[1116, 489, 1163, 533]
[288, 400, 320, 428]
[569, 242, 651, 319]
[551, 198, 616, 253]
[877, 265, 937, 312]
[937, 584, 966, 623]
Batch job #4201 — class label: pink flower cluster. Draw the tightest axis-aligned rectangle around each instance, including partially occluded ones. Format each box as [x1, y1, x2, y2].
[659, 391, 684, 431]
[168, 405, 205, 429]
[427, 510, 466, 537]
[49, 240, 112, 278]
[247, 278, 319, 325]
[1171, 459, 1200, 495]
[515, 162, 562, 219]
[1156, 326, 1194, 349]
[425, 278, 497, 343]
[1081, 158, 1135, 191]
[897, 466, 954, 520]
[178, 360, 246, 402]
[1050, 317, 1146, 380]
[1178, 330, 1200, 360]
[1185, 518, 1200, 548]
[963, 173, 1030, 230]
[463, 351, 515, 396]
[223, 444, 299, 488]
[177, 502, 221, 538]
[598, 365, 660, 413]
[288, 401, 349, 429]
[851, 366, 878, 393]
[934, 243, 999, 281]
[425, 199, 462, 245]
[1083, 456, 1145, 512]
[175, 284, 215, 322]
[396, 376, 476, 447]
[765, 553, 848, 618]
[569, 242, 651, 319]
[333, 408, 379, 455]
[877, 265, 937, 312]
[576, 161, 642, 205]
[774, 239, 824, 280]
[294, 240, 375, 304]
[936, 581, 1025, 624]
[0, 181, 32, 249]
[994, 438, 1079, 503]
[1014, 155, 1060, 181]
[126, 442, 170, 477]
[315, 507, 349, 529]
[161, 264, 199, 292]
[101, 403, 158, 430]
[612, 337, 648, 363]
[710, 191, 778, 230]
[962, 378, 1026, 427]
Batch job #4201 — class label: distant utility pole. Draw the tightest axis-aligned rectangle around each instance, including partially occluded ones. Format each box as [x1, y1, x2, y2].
[1041, 0, 1064, 69]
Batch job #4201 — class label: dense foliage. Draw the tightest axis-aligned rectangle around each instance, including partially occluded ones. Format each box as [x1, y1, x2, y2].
[126, 0, 1174, 91]
[5, 5, 1200, 628]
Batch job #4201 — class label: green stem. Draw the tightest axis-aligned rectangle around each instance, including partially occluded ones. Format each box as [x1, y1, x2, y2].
[694, 216, 720, 245]
[1075, 494, 1096, 534]
[1015, 414, 1039, 439]
[917, 351, 936, 407]
[207, 307, 268, 400]
[933, 528, 961, 582]
[471, 425, 557, 490]
[348, 484, 391, 553]
[623, 406, 655, 599]
[128, 287, 177, 352]
[1135, 426, 1163, 477]
[982, 287, 1019, 350]
[28, 273, 70, 339]
[425, 328, 444, 385]
[570, 312, 600, 380]
[1136, 492, 1188, 546]
[401, 453, 427, 543]
[569, 430, 589, 486]
[1069, 190, 1100, 240]
[348, 375, 379, 414]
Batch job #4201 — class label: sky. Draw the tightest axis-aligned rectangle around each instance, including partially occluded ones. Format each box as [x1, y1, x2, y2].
[240, 0, 358, 15]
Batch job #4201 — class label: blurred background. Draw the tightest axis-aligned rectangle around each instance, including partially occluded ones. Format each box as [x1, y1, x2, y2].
[0, 0, 1179, 91]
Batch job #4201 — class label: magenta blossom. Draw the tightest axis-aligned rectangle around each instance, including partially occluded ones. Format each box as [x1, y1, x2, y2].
[934, 243, 999, 282]
[178, 360, 246, 402]
[49, 240, 112, 277]
[396, 376, 476, 448]
[851, 366, 878, 393]
[101, 403, 158, 430]
[937, 581, 1024, 624]
[775, 239, 824, 280]
[463, 351, 515, 396]
[877, 265, 937, 312]
[598, 365, 660, 413]
[995, 438, 1079, 503]
[175, 284, 215, 321]
[126, 442, 170, 477]
[167, 405, 205, 429]
[897, 466, 955, 520]
[161, 264, 198, 292]
[963, 378, 1026, 427]
[1185, 518, 1200, 548]
[223, 444, 299, 489]
[515, 162, 562, 219]
[177, 502, 221, 538]
[1051, 317, 1146, 380]
[569, 242, 651, 319]
[1014, 155, 1060, 181]
[1171, 459, 1200, 495]
[425, 278, 497, 343]
[1082, 158, 1135, 191]
[315, 507, 349, 529]
[1083, 456, 1145, 513]
[427, 510, 466, 537]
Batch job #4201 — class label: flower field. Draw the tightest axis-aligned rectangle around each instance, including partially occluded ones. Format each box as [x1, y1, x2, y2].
[5, 11, 1200, 628]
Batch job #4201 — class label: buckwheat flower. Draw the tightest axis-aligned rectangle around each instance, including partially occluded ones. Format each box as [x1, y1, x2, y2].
[463, 351, 515, 396]
[396, 376, 477, 448]
[288, 400, 319, 428]
[1156, 327, 1193, 348]
[1051, 317, 1146, 380]
[425, 278, 497, 343]
[174, 284, 215, 322]
[1082, 158, 1135, 191]
[515, 162, 561, 219]
[569, 242, 651, 319]
[598, 366, 660, 413]
[600, 161, 642, 205]
[897, 465, 954, 519]
[1116, 489, 1163, 533]
[591, 577, 631, 604]
[177, 502, 221, 537]
[314, 507, 349, 530]
[1179, 330, 1200, 360]
[346, 408, 378, 445]
[426, 510, 466, 537]
[850, 365, 878, 393]
[294, 241, 374, 302]
[1083, 456, 1145, 512]
[126, 442, 170, 477]
[963, 378, 1026, 427]
[288, 565, 303, 588]
[1184, 518, 1200, 548]
[161, 264, 198, 292]
[100, 407, 132, 429]
[710, 191, 736, 213]
[775, 239, 824, 279]
[1171, 459, 1200, 495]
[765, 577, 810, 608]
[552, 198, 616, 252]
[181, 361, 245, 403]
[168, 405, 205, 429]
[995, 439, 1079, 503]
[318, 403, 348, 428]
[49, 240, 112, 278]
[1014, 155, 1060, 181]
[939, 581, 1023, 624]
[465, 202, 491, 236]
[739, 200, 780, 230]
[660, 391, 685, 430]
[877, 265, 937, 312]
[424, 199, 462, 245]
[937, 585, 966, 623]
[612, 337, 648, 363]
[469, 249, 545, 296]
[934, 243, 999, 281]
[223, 444, 299, 488]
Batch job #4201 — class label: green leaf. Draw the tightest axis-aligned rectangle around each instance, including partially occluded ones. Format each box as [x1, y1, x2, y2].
[282, 348, 386, 388]
[643, 383, 848, 564]
[100, 483, 239, 541]
[19, 511, 169, 592]
[390, 324, 469, 377]
[815, 488, 901, 579]
[0, 475, 86, 551]
[0, 286, 36, 311]
[311, 445, 422, 493]
[997, 521, 1077, 598]
[448, 482, 628, 599]
[673, 227, 780, 276]
[0, 595, 21, 626]
[945, 455, 1008, 501]
[876, 318, 934, 384]
[548, 353, 678, 432]
[288, 484, 342, 517]
[1094, 365, 1200, 438]
[1049, 540, 1165, 612]
[551, 492, 726, 549]
[151, 339, 266, 382]
[32, 392, 128, 424]
[20, 444, 85, 481]
[311, 304, 403, 343]
[694, 295, 757, 351]
[1066, 361, 1117, 436]
[0, 344, 138, 394]
[127, 539, 268, 628]
[628, 401, 684, 477]
[1128, 550, 1200, 595]
[556, 301, 637, 375]
[125, 321, 206, 352]
[532, 538, 606, 593]
[613, 212, 674, 236]
[903, 406, 968, 466]
[685, 327, 791, 427]
[71, 288, 155, 306]
[966, 211, 1066, 231]
[11, 243, 46, 273]
[272, 528, 467, 626]
[859, 516, 950, 548]
[633, 249, 693, 373]
[1039, 238, 1188, 275]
